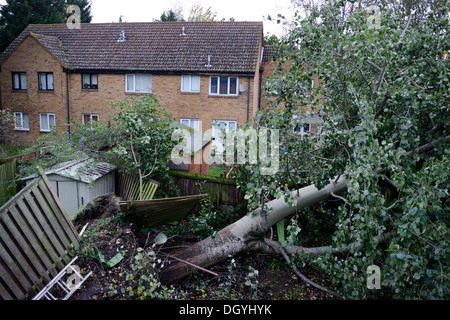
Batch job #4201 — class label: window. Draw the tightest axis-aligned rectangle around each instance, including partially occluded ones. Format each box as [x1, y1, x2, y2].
[14, 112, 29, 130]
[293, 123, 310, 136]
[181, 75, 200, 92]
[83, 114, 99, 127]
[38, 72, 54, 91]
[126, 74, 152, 93]
[82, 74, 98, 89]
[212, 120, 237, 152]
[180, 118, 199, 131]
[209, 76, 238, 96]
[40, 113, 56, 132]
[12, 72, 27, 90]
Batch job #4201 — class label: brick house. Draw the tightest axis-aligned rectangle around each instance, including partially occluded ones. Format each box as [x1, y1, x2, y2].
[0, 21, 268, 147]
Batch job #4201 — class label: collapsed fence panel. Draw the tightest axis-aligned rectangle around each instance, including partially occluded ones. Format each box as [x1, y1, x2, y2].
[0, 170, 80, 300]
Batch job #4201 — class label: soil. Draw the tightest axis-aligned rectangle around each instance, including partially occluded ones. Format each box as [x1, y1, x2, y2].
[66, 194, 339, 301]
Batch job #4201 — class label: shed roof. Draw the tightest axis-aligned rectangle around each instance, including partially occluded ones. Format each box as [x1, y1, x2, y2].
[22, 158, 116, 184]
[1, 22, 264, 73]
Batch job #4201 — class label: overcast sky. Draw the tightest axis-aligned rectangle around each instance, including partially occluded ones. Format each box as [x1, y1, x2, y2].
[0, 0, 295, 36]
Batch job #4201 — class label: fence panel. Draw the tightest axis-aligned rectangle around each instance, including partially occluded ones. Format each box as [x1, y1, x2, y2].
[0, 171, 80, 300]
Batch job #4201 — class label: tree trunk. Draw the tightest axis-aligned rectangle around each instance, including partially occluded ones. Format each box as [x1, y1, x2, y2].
[160, 176, 347, 284]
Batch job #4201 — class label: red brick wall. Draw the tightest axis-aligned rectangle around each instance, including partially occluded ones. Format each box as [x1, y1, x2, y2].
[1, 35, 261, 146]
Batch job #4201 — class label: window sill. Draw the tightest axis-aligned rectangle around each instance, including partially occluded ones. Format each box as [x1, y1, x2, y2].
[125, 92, 152, 95]
[11, 89, 27, 93]
[208, 94, 239, 99]
[82, 88, 99, 92]
[181, 91, 201, 95]
[40, 130, 52, 133]
[14, 128, 30, 132]
[38, 90, 54, 93]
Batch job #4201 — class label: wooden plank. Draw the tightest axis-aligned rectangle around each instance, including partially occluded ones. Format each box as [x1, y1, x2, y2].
[31, 183, 71, 250]
[0, 280, 15, 300]
[22, 191, 67, 267]
[0, 222, 44, 293]
[6, 205, 57, 280]
[0, 250, 27, 300]
[36, 179, 80, 247]
[15, 197, 65, 271]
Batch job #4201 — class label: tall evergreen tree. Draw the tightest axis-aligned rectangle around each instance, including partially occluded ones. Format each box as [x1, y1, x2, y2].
[0, 0, 93, 53]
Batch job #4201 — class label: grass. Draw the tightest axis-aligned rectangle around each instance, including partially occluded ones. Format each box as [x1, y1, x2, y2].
[209, 166, 228, 178]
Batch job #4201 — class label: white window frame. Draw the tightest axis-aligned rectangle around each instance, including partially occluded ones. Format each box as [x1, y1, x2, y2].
[181, 75, 200, 93]
[212, 119, 237, 153]
[293, 123, 310, 136]
[125, 74, 152, 93]
[14, 112, 29, 131]
[40, 113, 56, 132]
[209, 76, 239, 96]
[180, 118, 200, 131]
[82, 114, 99, 127]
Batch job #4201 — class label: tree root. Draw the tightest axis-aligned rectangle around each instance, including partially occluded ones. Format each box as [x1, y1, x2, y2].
[263, 238, 344, 300]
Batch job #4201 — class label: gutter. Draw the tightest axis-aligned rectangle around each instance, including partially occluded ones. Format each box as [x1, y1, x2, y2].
[64, 67, 70, 139]
[247, 73, 250, 122]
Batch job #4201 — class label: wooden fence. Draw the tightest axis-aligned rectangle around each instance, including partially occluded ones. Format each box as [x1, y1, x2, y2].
[170, 170, 245, 209]
[116, 171, 160, 201]
[0, 159, 17, 207]
[0, 169, 80, 300]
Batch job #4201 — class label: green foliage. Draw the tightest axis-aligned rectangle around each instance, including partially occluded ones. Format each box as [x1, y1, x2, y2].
[112, 94, 179, 196]
[237, 0, 449, 299]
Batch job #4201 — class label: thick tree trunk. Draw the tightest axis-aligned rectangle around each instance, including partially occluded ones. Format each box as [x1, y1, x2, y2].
[160, 176, 347, 284]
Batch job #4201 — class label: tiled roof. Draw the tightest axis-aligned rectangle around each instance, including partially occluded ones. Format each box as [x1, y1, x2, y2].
[1, 22, 263, 73]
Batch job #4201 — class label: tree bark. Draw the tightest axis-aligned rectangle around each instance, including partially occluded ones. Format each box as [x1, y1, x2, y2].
[160, 176, 347, 284]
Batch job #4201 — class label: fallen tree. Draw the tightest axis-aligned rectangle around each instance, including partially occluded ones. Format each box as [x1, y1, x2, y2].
[160, 136, 447, 285]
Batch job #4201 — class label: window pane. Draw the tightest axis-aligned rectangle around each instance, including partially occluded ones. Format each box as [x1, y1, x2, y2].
[219, 77, 228, 95]
[135, 74, 151, 92]
[49, 114, 55, 127]
[20, 73, 27, 89]
[83, 74, 90, 88]
[191, 76, 200, 92]
[14, 113, 21, 128]
[229, 77, 237, 94]
[181, 76, 190, 91]
[126, 74, 134, 91]
[191, 119, 199, 131]
[91, 74, 98, 86]
[92, 114, 99, 121]
[47, 73, 54, 90]
[41, 114, 49, 130]
[22, 113, 29, 129]
[228, 121, 236, 130]
[181, 119, 190, 126]
[210, 77, 218, 94]
[83, 114, 91, 125]
[39, 73, 47, 90]
[13, 73, 20, 89]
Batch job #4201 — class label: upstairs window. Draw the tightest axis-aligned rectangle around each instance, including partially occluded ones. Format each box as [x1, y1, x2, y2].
[38, 72, 54, 91]
[14, 112, 29, 130]
[12, 72, 27, 90]
[209, 76, 238, 96]
[82, 74, 98, 89]
[126, 74, 152, 93]
[40, 113, 56, 132]
[181, 75, 200, 93]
